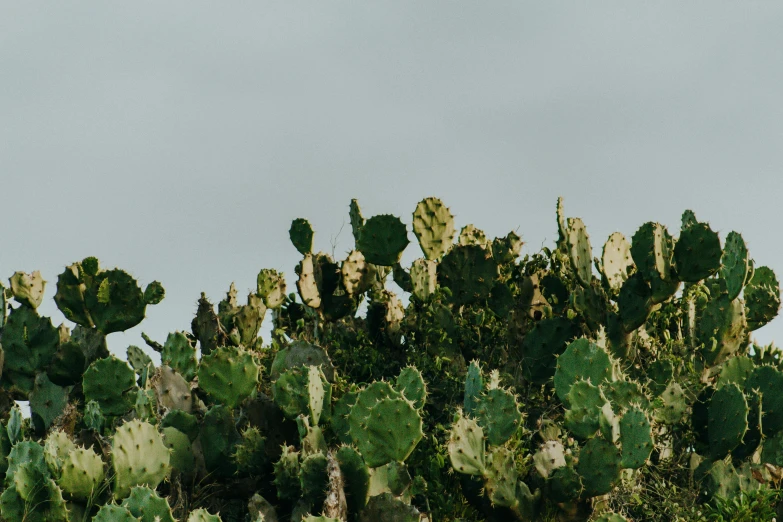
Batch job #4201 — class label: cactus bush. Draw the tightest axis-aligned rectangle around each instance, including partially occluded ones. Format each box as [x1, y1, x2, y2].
[0, 196, 780, 520]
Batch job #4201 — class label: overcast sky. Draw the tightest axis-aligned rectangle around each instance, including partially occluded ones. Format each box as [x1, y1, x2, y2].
[3, 2, 783, 359]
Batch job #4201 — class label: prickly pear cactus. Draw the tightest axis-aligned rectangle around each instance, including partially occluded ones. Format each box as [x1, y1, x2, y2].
[0, 196, 780, 522]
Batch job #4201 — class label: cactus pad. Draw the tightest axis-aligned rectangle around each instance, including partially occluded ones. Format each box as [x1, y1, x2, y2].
[356, 214, 409, 266]
[708, 383, 749, 459]
[601, 232, 633, 293]
[290, 218, 314, 255]
[566, 217, 593, 287]
[746, 365, 783, 434]
[412, 197, 455, 260]
[520, 317, 579, 384]
[121, 486, 175, 522]
[576, 437, 621, 497]
[437, 244, 498, 306]
[720, 231, 750, 301]
[198, 345, 259, 408]
[533, 440, 566, 479]
[473, 387, 522, 446]
[111, 420, 171, 499]
[674, 221, 722, 282]
[448, 413, 486, 476]
[619, 407, 653, 469]
[83, 355, 137, 416]
[395, 366, 427, 410]
[354, 396, 423, 468]
[554, 338, 614, 404]
[744, 266, 781, 331]
[9, 270, 46, 309]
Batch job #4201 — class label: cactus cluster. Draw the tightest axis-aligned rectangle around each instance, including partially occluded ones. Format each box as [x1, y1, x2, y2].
[0, 196, 780, 521]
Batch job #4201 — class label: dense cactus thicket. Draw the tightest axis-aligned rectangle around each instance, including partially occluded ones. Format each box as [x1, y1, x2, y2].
[1, 196, 782, 521]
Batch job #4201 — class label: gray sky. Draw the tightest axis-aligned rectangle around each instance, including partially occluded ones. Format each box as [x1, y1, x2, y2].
[3, 2, 783, 359]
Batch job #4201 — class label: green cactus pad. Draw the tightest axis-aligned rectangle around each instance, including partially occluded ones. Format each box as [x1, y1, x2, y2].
[746, 365, 783, 434]
[341, 250, 371, 295]
[200, 405, 240, 477]
[349, 199, 365, 245]
[619, 407, 653, 469]
[44, 430, 75, 476]
[699, 295, 747, 367]
[332, 391, 358, 444]
[652, 381, 688, 425]
[93, 504, 141, 522]
[300, 452, 329, 507]
[708, 383, 749, 460]
[448, 414, 486, 475]
[46, 335, 88, 386]
[29, 372, 68, 431]
[121, 486, 175, 522]
[271, 341, 335, 382]
[395, 366, 427, 410]
[564, 380, 608, 440]
[533, 440, 566, 479]
[162, 410, 199, 441]
[356, 214, 409, 266]
[187, 508, 223, 522]
[617, 272, 653, 333]
[160, 331, 197, 381]
[473, 388, 522, 446]
[127, 344, 153, 374]
[152, 365, 193, 413]
[296, 254, 322, 308]
[111, 420, 171, 500]
[464, 360, 483, 416]
[83, 355, 137, 416]
[409, 258, 437, 301]
[491, 231, 523, 265]
[549, 465, 583, 503]
[520, 317, 579, 384]
[198, 345, 259, 408]
[350, 396, 423, 468]
[412, 197, 455, 260]
[554, 338, 615, 405]
[335, 445, 370, 513]
[458, 224, 489, 248]
[566, 217, 593, 287]
[290, 218, 314, 255]
[143, 280, 165, 306]
[717, 356, 755, 389]
[162, 427, 195, 476]
[437, 244, 498, 306]
[86, 268, 152, 334]
[1, 304, 59, 383]
[256, 268, 287, 308]
[674, 220, 722, 282]
[576, 437, 622, 497]
[9, 270, 46, 309]
[630, 222, 674, 282]
[720, 231, 750, 301]
[190, 293, 228, 357]
[761, 431, 783, 467]
[483, 447, 519, 508]
[602, 379, 649, 414]
[601, 232, 634, 293]
[744, 266, 781, 331]
[273, 445, 301, 501]
[83, 400, 104, 432]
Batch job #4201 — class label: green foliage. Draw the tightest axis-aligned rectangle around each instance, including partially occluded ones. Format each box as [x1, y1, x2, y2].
[0, 195, 782, 521]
